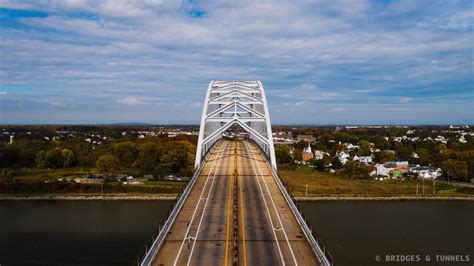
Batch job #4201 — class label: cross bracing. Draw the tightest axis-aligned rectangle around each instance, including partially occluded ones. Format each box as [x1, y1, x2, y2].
[195, 80, 277, 169]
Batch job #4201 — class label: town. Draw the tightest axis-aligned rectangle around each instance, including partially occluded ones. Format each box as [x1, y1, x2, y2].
[1, 124, 473, 196]
[273, 125, 473, 183]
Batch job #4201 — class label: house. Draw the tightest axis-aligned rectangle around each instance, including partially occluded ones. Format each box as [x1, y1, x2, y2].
[376, 162, 409, 178]
[345, 143, 359, 150]
[434, 135, 448, 144]
[302, 142, 314, 161]
[336, 151, 350, 165]
[314, 150, 327, 160]
[409, 165, 442, 179]
[385, 161, 409, 173]
[376, 164, 393, 177]
[353, 155, 372, 164]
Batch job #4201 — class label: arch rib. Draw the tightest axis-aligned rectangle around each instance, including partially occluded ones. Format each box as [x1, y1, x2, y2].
[195, 80, 277, 169]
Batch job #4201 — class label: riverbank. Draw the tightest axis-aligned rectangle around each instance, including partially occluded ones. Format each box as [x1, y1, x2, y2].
[295, 196, 474, 201]
[1, 193, 473, 201]
[278, 166, 474, 198]
[0, 193, 178, 200]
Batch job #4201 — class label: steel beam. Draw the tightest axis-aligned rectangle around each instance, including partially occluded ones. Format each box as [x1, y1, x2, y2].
[195, 80, 277, 169]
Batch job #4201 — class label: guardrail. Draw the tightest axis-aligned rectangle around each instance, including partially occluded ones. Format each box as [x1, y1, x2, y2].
[134, 142, 219, 266]
[252, 140, 334, 266]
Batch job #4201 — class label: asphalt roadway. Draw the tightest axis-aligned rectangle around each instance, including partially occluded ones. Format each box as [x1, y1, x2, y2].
[152, 140, 320, 266]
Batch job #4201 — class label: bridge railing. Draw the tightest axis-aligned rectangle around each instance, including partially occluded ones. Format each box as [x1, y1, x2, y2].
[251, 140, 334, 266]
[133, 142, 219, 266]
[269, 165, 334, 265]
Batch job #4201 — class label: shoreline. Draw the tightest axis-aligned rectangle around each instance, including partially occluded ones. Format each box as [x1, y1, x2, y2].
[0, 194, 178, 201]
[1, 194, 473, 201]
[294, 196, 474, 201]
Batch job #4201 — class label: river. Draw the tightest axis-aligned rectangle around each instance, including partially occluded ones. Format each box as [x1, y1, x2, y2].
[0, 200, 472, 265]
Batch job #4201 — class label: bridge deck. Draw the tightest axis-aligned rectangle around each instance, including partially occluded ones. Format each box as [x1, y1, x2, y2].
[152, 140, 320, 265]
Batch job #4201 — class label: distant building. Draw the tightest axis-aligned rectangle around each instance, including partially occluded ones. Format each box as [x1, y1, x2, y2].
[385, 161, 409, 172]
[9, 135, 14, 144]
[376, 161, 410, 178]
[409, 165, 442, 179]
[376, 164, 392, 177]
[314, 150, 327, 160]
[336, 151, 350, 165]
[353, 155, 372, 164]
[302, 142, 314, 161]
[345, 143, 359, 150]
[297, 134, 314, 142]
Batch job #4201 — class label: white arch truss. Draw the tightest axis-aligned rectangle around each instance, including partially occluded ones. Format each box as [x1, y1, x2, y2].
[195, 80, 277, 169]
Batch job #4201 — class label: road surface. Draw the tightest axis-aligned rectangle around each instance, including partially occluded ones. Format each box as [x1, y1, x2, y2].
[152, 140, 320, 266]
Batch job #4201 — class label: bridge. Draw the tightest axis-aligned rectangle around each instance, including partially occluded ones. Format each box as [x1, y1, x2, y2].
[138, 81, 332, 266]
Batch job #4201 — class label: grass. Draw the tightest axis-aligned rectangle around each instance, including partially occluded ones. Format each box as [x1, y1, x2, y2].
[3, 165, 472, 197]
[278, 165, 474, 198]
[1, 168, 187, 194]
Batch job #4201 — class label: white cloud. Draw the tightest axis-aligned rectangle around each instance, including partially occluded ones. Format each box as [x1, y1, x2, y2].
[298, 83, 316, 91]
[49, 101, 66, 108]
[0, 0, 472, 124]
[400, 97, 413, 103]
[331, 107, 345, 112]
[117, 97, 144, 105]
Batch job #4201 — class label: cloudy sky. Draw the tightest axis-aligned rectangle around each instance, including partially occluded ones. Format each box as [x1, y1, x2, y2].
[0, 0, 473, 125]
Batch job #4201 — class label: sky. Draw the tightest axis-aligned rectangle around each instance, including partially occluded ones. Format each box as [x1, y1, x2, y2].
[0, 0, 473, 125]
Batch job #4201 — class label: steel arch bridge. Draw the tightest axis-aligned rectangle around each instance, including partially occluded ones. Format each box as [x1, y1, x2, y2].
[195, 80, 277, 169]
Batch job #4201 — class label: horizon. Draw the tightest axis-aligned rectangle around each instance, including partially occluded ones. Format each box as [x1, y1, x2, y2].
[0, 1, 473, 124]
[0, 122, 472, 127]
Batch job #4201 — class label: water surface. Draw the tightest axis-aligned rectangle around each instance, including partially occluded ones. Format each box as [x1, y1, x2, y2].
[0, 200, 172, 265]
[0, 200, 472, 265]
[300, 201, 474, 266]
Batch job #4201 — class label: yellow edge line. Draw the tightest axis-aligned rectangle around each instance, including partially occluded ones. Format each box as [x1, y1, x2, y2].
[224, 141, 234, 266]
[238, 141, 247, 266]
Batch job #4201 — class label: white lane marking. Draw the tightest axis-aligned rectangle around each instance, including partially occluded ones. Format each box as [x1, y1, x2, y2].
[246, 141, 299, 266]
[173, 141, 229, 266]
[186, 141, 229, 265]
[246, 142, 286, 265]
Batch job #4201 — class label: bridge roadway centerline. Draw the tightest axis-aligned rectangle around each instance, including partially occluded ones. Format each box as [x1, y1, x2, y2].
[152, 140, 320, 266]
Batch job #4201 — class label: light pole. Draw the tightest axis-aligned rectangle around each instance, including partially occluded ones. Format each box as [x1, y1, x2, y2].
[422, 177, 425, 195]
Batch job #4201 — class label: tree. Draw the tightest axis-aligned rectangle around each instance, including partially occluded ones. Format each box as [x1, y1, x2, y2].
[113, 142, 138, 166]
[136, 143, 163, 174]
[17, 148, 36, 168]
[313, 159, 326, 171]
[342, 161, 370, 179]
[61, 149, 75, 167]
[96, 154, 120, 175]
[1, 145, 19, 168]
[376, 150, 396, 163]
[293, 149, 303, 161]
[275, 145, 292, 164]
[44, 147, 64, 168]
[160, 150, 180, 174]
[322, 154, 331, 165]
[35, 150, 47, 168]
[331, 157, 343, 169]
[441, 159, 468, 181]
[356, 140, 371, 156]
[415, 148, 432, 165]
[373, 136, 389, 150]
[396, 145, 413, 161]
